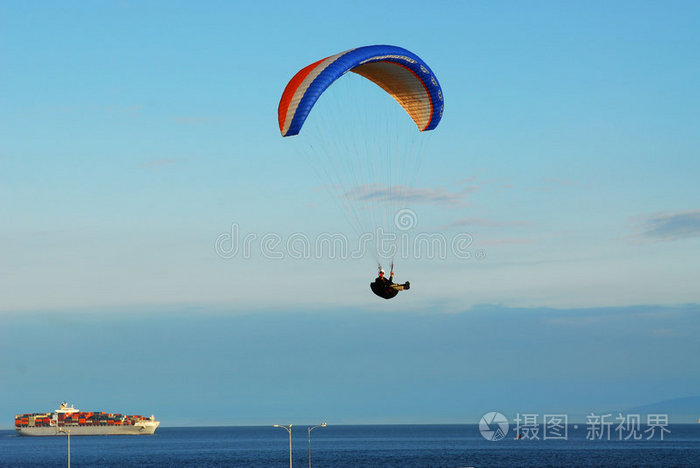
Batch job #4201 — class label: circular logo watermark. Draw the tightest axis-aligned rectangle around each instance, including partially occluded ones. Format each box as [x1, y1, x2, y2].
[479, 412, 509, 441]
[394, 208, 417, 231]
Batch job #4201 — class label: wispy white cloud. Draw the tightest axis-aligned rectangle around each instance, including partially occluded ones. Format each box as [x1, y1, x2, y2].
[344, 184, 478, 207]
[636, 209, 700, 241]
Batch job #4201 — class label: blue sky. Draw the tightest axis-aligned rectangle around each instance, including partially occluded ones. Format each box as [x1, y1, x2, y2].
[2, 304, 699, 426]
[1, 1, 699, 426]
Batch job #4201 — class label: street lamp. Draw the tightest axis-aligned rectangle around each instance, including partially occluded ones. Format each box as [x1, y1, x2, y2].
[57, 427, 71, 468]
[273, 424, 293, 468]
[307, 423, 327, 468]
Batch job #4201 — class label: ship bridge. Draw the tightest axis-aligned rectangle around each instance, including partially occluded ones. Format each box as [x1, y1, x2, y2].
[56, 402, 79, 414]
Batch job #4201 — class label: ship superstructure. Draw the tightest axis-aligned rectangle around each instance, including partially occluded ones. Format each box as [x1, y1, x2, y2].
[15, 402, 159, 436]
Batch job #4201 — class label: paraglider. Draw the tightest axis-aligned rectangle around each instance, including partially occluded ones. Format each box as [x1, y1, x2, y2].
[278, 45, 443, 299]
[370, 264, 410, 300]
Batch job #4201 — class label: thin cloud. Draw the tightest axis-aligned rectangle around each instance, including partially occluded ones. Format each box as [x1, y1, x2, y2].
[344, 184, 478, 207]
[637, 209, 700, 241]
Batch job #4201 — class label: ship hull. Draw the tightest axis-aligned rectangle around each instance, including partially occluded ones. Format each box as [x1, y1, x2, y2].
[16, 422, 159, 436]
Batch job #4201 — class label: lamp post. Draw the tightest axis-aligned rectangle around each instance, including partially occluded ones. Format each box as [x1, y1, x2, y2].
[273, 424, 293, 468]
[57, 427, 71, 468]
[307, 423, 327, 468]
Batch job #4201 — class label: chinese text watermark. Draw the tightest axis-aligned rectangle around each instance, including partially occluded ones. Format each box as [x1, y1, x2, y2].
[479, 412, 671, 441]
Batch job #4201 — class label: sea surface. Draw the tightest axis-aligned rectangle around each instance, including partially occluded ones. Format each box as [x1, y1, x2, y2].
[1, 424, 699, 467]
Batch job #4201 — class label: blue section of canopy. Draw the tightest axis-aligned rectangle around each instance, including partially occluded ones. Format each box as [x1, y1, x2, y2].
[285, 45, 443, 137]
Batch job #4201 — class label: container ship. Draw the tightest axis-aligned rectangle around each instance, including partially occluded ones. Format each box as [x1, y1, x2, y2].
[15, 402, 159, 436]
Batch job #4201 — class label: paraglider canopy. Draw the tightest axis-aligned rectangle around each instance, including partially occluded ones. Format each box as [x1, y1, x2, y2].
[278, 45, 444, 137]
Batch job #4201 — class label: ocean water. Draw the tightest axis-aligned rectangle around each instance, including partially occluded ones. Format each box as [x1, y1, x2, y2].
[1, 424, 699, 467]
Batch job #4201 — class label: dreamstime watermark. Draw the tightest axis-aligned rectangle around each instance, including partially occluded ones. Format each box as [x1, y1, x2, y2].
[478, 411, 671, 441]
[214, 209, 486, 261]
